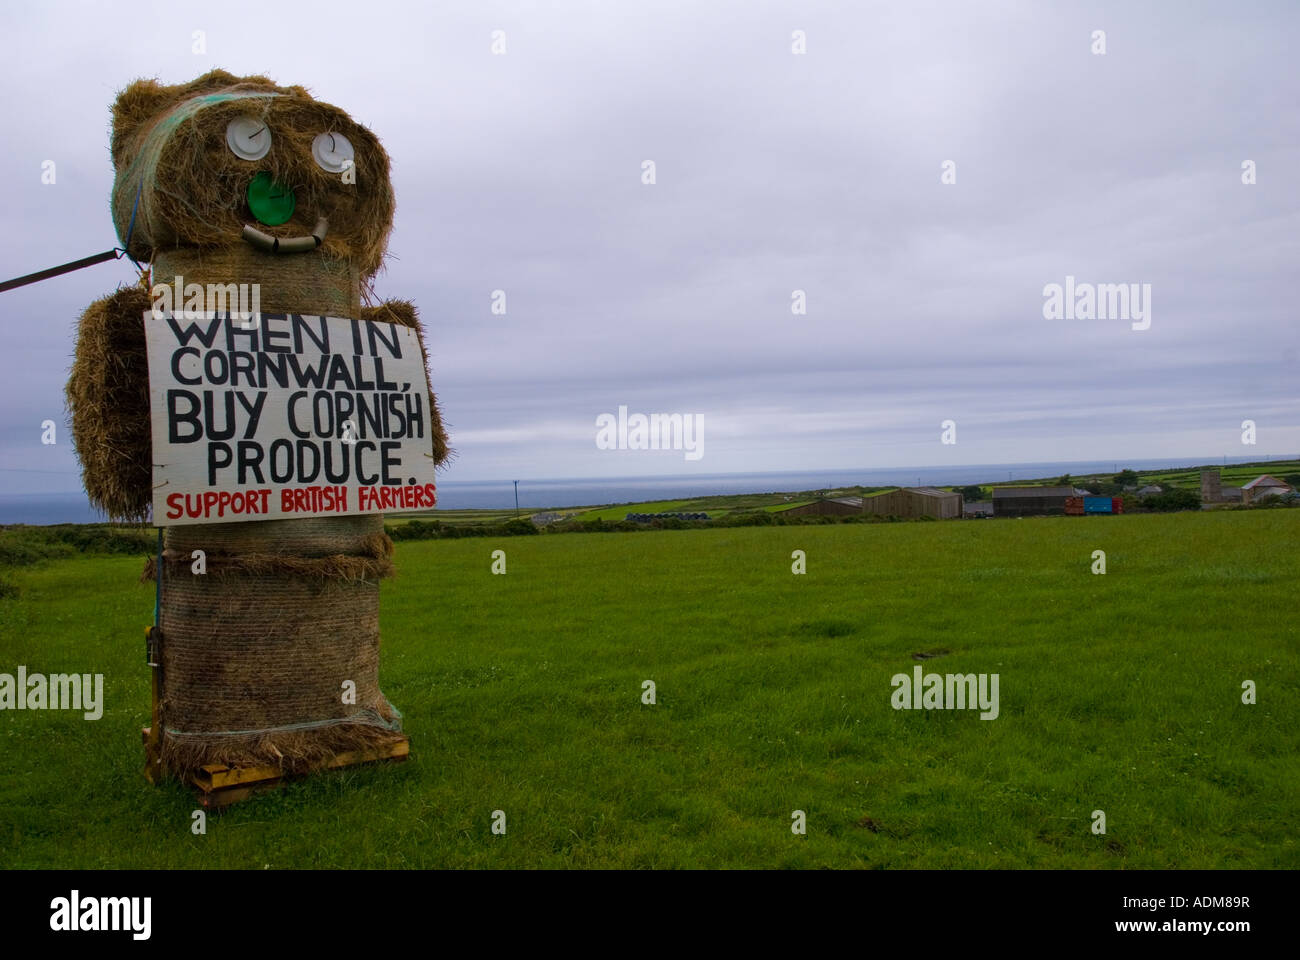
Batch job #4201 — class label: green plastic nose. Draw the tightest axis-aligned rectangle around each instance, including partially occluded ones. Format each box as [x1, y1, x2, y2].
[246, 172, 296, 226]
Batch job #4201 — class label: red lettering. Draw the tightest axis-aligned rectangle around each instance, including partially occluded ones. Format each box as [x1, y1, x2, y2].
[166, 493, 183, 520]
[281, 489, 294, 512]
[424, 483, 437, 507]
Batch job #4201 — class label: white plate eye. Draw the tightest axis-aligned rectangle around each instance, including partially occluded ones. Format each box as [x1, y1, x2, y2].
[226, 117, 272, 161]
[312, 132, 355, 174]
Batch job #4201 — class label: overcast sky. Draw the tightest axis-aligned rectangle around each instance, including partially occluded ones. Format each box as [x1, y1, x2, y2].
[1, 0, 1296, 495]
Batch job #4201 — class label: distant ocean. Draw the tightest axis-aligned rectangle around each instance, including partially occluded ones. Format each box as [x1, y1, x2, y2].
[0, 455, 1292, 525]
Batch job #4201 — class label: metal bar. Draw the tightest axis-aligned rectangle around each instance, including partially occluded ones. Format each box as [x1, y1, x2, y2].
[0, 249, 120, 294]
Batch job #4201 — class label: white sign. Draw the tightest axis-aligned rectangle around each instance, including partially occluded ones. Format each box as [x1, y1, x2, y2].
[144, 311, 438, 525]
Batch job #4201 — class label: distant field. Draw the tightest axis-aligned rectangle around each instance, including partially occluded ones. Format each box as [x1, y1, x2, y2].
[987, 459, 1300, 491]
[2, 510, 1296, 868]
[1139, 460, 1300, 487]
[577, 498, 735, 522]
[397, 461, 1300, 529]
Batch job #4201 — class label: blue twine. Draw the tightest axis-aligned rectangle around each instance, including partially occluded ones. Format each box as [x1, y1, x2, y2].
[118, 180, 143, 271]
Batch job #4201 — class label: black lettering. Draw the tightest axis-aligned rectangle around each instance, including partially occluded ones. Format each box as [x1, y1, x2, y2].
[257, 352, 288, 388]
[323, 442, 350, 484]
[204, 350, 229, 385]
[385, 393, 406, 436]
[224, 317, 260, 352]
[373, 358, 398, 391]
[287, 391, 310, 438]
[355, 441, 378, 484]
[167, 390, 203, 443]
[287, 355, 328, 388]
[229, 351, 256, 387]
[405, 392, 424, 438]
[235, 391, 266, 438]
[166, 316, 222, 348]
[366, 322, 401, 359]
[292, 315, 330, 354]
[269, 439, 294, 482]
[326, 355, 355, 390]
[170, 347, 202, 386]
[296, 440, 320, 483]
[237, 441, 265, 483]
[313, 391, 335, 438]
[335, 392, 354, 435]
[207, 442, 233, 485]
[352, 356, 375, 390]
[262, 316, 292, 353]
[381, 441, 401, 485]
[203, 390, 236, 441]
[359, 393, 383, 439]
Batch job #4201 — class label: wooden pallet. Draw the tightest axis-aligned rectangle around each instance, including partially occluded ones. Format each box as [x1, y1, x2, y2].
[142, 726, 411, 808]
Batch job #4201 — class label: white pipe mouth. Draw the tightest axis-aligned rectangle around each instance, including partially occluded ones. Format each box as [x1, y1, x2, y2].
[241, 217, 329, 254]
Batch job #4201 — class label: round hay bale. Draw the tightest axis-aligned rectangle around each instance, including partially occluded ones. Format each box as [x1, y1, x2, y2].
[152, 246, 360, 320]
[166, 514, 392, 558]
[66, 286, 154, 521]
[111, 70, 394, 281]
[157, 519, 403, 776]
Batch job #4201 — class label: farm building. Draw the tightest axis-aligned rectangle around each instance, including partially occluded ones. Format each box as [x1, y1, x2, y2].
[861, 487, 962, 519]
[783, 497, 863, 517]
[991, 485, 1073, 517]
[1242, 475, 1294, 504]
[1065, 495, 1124, 515]
[964, 500, 993, 518]
[1201, 470, 1243, 506]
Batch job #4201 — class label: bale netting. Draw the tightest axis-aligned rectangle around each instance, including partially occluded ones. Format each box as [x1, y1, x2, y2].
[153, 246, 361, 319]
[154, 515, 404, 776]
[164, 514, 393, 559]
[66, 286, 153, 521]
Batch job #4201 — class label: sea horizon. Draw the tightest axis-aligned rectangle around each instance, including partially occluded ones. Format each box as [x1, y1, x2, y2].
[1, 453, 1294, 526]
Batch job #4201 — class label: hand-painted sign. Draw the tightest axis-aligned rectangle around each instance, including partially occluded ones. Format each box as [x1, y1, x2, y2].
[145, 311, 437, 525]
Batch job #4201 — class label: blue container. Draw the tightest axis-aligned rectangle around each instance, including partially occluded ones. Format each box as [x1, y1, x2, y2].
[1083, 496, 1113, 514]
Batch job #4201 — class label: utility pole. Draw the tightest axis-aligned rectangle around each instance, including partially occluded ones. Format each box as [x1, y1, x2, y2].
[513, 480, 519, 517]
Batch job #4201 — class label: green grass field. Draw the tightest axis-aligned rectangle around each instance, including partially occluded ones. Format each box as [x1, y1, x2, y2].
[1, 511, 1297, 868]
